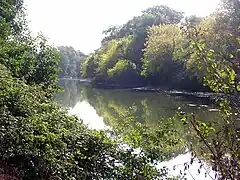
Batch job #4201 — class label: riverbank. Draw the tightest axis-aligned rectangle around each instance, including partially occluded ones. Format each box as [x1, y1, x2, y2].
[132, 87, 221, 99]
[59, 78, 219, 100]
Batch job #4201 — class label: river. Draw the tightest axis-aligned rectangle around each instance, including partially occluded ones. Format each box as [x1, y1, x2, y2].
[55, 79, 222, 179]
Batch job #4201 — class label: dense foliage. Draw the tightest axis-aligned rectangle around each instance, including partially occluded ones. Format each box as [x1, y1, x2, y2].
[0, 1, 168, 179]
[141, 24, 201, 90]
[1, 0, 240, 179]
[1, 67, 165, 179]
[174, 0, 240, 179]
[81, 5, 204, 90]
[81, 1, 239, 93]
[58, 46, 85, 78]
[81, 5, 198, 89]
[82, 0, 240, 179]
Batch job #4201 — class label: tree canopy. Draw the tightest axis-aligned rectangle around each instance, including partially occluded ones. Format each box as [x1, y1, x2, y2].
[1, 0, 240, 179]
[81, 2, 240, 93]
[58, 46, 85, 78]
[0, 1, 167, 179]
[82, 5, 203, 90]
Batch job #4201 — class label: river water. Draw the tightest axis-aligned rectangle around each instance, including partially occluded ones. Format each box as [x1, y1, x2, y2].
[55, 79, 221, 179]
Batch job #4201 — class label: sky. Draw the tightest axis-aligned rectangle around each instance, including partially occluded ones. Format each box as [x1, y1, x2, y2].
[24, 0, 220, 54]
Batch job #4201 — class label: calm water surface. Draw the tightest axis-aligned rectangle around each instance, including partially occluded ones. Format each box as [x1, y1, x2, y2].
[55, 79, 221, 179]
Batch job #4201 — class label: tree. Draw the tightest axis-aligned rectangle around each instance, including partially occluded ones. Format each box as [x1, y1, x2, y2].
[142, 24, 186, 76]
[102, 5, 184, 44]
[0, 0, 24, 34]
[140, 24, 202, 90]
[81, 53, 99, 79]
[58, 46, 85, 78]
[175, 1, 240, 177]
[0, 1, 170, 179]
[82, 5, 190, 89]
[82, 35, 142, 86]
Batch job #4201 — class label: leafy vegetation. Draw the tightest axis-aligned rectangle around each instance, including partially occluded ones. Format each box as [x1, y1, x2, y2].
[81, 0, 240, 179]
[174, 0, 240, 179]
[81, 5, 194, 89]
[81, 5, 202, 90]
[141, 24, 202, 90]
[0, 1, 169, 179]
[81, 1, 239, 93]
[1, 0, 240, 179]
[58, 46, 85, 78]
[1, 67, 165, 179]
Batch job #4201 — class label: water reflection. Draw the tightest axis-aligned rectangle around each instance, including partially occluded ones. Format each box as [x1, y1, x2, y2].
[55, 79, 222, 179]
[69, 101, 107, 130]
[159, 152, 215, 180]
[56, 79, 220, 128]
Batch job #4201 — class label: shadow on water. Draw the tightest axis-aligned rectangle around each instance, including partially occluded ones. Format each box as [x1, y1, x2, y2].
[56, 79, 220, 126]
[55, 79, 226, 179]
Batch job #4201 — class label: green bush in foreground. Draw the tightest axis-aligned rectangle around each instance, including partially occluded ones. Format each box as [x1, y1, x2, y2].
[0, 64, 166, 179]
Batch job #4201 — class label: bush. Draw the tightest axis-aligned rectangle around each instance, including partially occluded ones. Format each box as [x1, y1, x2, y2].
[0, 64, 163, 179]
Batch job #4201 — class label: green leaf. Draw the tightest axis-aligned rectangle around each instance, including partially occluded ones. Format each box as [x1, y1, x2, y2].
[237, 84, 240, 91]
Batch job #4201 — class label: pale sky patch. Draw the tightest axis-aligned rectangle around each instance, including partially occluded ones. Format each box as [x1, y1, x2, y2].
[24, 0, 220, 54]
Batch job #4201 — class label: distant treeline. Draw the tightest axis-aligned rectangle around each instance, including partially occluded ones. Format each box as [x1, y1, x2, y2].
[58, 46, 86, 78]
